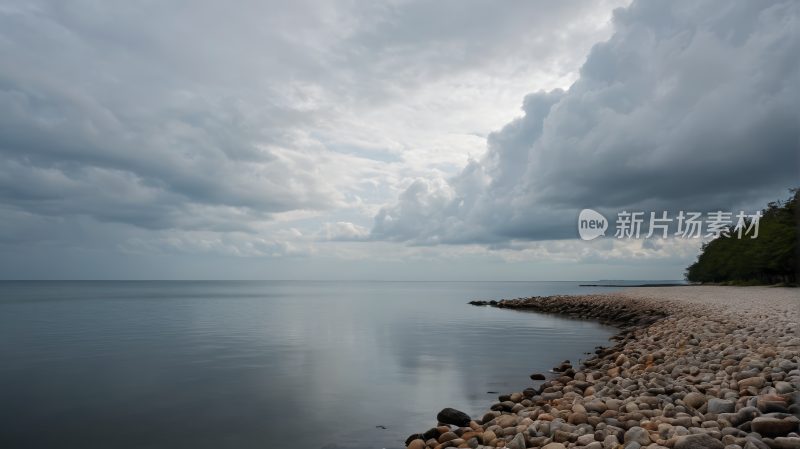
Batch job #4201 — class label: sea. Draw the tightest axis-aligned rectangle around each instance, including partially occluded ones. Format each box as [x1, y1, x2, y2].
[0, 280, 683, 448]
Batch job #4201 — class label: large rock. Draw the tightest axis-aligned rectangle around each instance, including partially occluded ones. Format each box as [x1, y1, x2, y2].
[436, 408, 471, 427]
[708, 399, 736, 414]
[751, 417, 800, 435]
[674, 433, 726, 449]
[683, 392, 708, 409]
[624, 426, 651, 446]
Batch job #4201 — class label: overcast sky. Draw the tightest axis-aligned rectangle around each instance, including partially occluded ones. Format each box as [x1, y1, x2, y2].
[1, 0, 797, 280]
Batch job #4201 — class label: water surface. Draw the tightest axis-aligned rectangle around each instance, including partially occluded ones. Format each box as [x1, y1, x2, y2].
[0, 280, 679, 448]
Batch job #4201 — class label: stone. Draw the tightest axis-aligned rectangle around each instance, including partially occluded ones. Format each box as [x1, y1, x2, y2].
[708, 399, 737, 414]
[751, 417, 800, 436]
[460, 430, 479, 441]
[577, 434, 595, 446]
[603, 434, 619, 448]
[437, 408, 472, 427]
[585, 402, 608, 413]
[506, 433, 525, 449]
[407, 440, 427, 449]
[467, 437, 479, 449]
[405, 434, 425, 446]
[758, 401, 790, 414]
[422, 428, 439, 441]
[530, 374, 546, 380]
[641, 421, 659, 431]
[776, 382, 795, 394]
[739, 377, 766, 390]
[674, 433, 726, 449]
[438, 432, 458, 443]
[481, 430, 496, 445]
[542, 392, 563, 401]
[568, 413, 588, 425]
[624, 426, 651, 446]
[773, 437, 800, 449]
[684, 392, 709, 409]
[780, 360, 799, 371]
[542, 444, 567, 449]
[497, 416, 518, 429]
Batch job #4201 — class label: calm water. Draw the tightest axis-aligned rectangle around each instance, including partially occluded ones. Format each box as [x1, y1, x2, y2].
[0, 281, 679, 448]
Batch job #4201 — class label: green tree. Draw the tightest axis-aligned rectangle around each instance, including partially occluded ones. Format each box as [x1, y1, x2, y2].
[685, 188, 798, 284]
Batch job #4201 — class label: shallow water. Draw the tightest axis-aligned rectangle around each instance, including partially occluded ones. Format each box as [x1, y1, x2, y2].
[0, 280, 680, 448]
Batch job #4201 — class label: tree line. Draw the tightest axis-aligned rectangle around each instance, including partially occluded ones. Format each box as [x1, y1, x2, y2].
[685, 188, 798, 285]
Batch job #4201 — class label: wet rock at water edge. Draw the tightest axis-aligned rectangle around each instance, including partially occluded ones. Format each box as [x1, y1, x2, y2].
[436, 407, 471, 427]
[530, 373, 546, 380]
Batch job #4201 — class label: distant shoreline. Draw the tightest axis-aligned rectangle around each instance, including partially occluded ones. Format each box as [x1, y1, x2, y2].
[579, 284, 688, 287]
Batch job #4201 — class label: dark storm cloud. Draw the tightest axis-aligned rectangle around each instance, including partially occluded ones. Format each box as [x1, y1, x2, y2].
[372, 0, 799, 245]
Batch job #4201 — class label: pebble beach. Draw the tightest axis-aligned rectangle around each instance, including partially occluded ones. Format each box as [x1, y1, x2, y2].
[405, 286, 800, 449]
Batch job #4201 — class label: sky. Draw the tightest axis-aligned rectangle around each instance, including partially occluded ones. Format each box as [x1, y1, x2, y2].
[0, 0, 797, 280]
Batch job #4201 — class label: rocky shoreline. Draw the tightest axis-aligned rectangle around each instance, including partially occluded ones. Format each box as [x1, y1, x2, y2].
[406, 287, 800, 449]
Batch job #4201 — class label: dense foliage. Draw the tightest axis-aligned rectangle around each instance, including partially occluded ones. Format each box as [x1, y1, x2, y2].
[685, 188, 798, 285]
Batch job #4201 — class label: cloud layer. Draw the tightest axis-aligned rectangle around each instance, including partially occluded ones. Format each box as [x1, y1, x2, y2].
[371, 0, 799, 246]
[0, 0, 796, 279]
